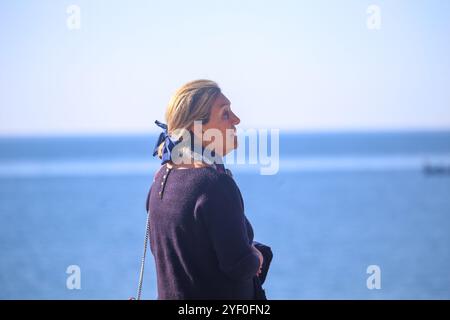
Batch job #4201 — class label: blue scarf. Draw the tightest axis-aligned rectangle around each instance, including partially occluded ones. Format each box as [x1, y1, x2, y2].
[152, 120, 183, 165]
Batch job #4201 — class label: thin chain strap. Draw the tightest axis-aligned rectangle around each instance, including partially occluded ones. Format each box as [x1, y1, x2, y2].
[135, 164, 170, 300]
[136, 210, 150, 300]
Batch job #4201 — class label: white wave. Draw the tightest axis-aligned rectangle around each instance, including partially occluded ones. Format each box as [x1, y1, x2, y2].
[1, 154, 450, 177]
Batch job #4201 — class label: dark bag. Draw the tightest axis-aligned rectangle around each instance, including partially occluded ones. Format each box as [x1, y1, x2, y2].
[252, 241, 273, 300]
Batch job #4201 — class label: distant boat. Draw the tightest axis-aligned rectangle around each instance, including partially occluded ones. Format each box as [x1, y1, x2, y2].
[423, 163, 450, 175]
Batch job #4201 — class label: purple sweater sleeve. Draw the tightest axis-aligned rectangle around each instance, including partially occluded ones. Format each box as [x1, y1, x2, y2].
[195, 174, 260, 281]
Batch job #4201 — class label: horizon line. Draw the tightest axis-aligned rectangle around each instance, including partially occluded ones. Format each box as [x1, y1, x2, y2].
[1, 126, 450, 138]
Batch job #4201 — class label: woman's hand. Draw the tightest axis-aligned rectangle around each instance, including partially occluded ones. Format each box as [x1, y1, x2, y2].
[252, 245, 264, 276]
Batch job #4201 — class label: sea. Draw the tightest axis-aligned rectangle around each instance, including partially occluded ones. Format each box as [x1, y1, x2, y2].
[0, 131, 449, 299]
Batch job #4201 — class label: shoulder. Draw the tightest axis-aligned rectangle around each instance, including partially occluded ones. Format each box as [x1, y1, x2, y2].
[201, 169, 238, 194]
[151, 164, 241, 200]
[195, 170, 242, 211]
[152, 165, 238, 195]
[170, 166, 237, 191]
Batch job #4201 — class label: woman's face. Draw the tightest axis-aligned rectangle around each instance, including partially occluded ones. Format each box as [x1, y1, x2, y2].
[201, 93, 240, 156]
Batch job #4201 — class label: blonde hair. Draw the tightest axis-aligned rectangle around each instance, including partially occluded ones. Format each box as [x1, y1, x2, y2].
[157, 79, 221, 159]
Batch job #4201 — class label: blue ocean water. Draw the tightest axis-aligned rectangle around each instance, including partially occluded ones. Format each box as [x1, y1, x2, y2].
[0, 132, 449, 299]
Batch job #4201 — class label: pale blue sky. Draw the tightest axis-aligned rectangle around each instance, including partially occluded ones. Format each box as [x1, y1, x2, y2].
[0, 0, 449, 135]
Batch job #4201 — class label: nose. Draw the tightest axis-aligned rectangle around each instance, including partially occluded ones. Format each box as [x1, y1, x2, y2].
[231, 110, 240, 126]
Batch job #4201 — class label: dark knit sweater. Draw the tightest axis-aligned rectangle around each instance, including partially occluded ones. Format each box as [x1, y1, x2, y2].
[146, 164, 261, 300]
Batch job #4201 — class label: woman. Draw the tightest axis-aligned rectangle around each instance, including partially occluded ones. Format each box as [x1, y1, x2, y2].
[146, 79, 272, 300]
